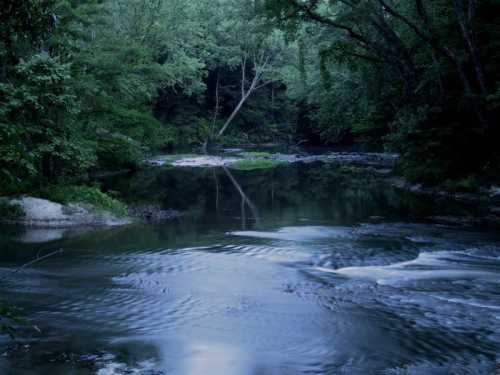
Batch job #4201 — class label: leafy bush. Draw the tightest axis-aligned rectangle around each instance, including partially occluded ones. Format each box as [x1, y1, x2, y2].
[0, 201, 25, 219]
[0, 301, 26, 339]
[385, 105, 486, 185]
[97, 104, 175, 151]
[96, 137, 143, 170]
[39, 185, 128, 217]
[0, 55, 95, 184]
[444, 176, 480, 193]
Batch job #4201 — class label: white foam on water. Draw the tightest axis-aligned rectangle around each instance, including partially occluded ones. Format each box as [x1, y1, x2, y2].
[316, 251, 500, 286]
[432, 296, 500, 310]
[96, 358, 157, 375]
[229, 226, 354, 241]
[172, 156, 240, 167]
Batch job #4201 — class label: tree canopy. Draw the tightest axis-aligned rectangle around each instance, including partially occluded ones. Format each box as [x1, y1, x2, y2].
[1, 0, 499, 193]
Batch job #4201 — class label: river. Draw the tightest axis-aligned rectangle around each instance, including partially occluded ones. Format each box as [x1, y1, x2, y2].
[0, 161, 499, 374]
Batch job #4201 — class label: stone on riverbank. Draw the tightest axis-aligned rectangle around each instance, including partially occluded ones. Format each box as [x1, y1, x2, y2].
[0, 196, 131, 228]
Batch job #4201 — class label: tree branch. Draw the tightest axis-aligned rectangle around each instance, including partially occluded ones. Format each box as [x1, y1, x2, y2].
[0, 249, 64, 282]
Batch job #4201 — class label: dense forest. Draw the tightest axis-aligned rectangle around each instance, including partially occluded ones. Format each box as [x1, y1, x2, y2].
[1, 2, 500, 372]
[1, 0, 499, 194]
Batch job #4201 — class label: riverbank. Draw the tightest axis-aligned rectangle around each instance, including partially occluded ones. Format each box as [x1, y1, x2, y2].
[3, 149, 499, 230]
[388, 177, 500, 224]
[147, 150, 399, 169]
[0, 196, 131, 228]
[148, 149, 499, 214]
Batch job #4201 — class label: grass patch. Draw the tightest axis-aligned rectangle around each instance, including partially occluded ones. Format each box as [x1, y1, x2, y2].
[239, 151, 273, 159]
[0, 201, 25, 219]
[230, 159, 285, 171]
[39, 185, 128, 217]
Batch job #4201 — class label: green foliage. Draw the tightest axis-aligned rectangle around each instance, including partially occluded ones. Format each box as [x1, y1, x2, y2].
[39, 185, 128, 217]
[266, 0, 500, 183]
[385, 105, 491, 184]
[384, 106, 446, 184]
[0, 301, 26, 339]
[0, 54, 96, 185]
[0, 201, 25, 219]
[0, 0, 56, 69]
[444, 176, 480, 193]
[96, 137, 144, 170]
[0, 0, 300, 194]
[1, 0, 499, 192]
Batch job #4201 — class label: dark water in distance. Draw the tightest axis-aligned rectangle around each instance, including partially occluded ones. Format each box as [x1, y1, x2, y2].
[0, 163, 499, 374]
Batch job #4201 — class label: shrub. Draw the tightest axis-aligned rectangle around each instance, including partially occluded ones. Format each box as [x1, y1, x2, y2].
[96, 137, 143, 170]
[0, 201, 25, 219]
[444, 176, 480, 193]
[0, 301, 26, 338]
[386, 105, 490, 185]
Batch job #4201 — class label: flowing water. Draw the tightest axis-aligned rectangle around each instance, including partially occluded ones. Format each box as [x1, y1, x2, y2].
[0, 162, 499, 374]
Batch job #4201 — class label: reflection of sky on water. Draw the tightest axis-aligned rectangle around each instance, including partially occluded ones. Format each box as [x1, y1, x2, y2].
[0, 163, 498, 374]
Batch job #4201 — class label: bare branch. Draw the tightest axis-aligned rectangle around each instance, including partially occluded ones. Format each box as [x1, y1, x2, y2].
[0, 249, 64, 282]
[255, 79, 279, 90]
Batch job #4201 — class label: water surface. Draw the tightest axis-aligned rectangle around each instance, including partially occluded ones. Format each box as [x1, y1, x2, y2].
[0, 163, 499, 374]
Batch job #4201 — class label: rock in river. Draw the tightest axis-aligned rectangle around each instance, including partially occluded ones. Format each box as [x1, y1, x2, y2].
[0, 196, 131, 228]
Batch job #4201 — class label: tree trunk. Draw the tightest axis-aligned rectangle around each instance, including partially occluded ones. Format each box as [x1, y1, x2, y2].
[445, 47, 489, 128]
[211, 71, 220, 135]
[217, 91, 252, 137]
[217, 57, 263, 137]
[376, 0, 489, 126]
[452, 0, 489, 96]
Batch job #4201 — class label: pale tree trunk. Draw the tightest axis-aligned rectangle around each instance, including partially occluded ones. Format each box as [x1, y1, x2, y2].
[217, 53, 272, 138]
[212, 71, 221, 133]
[202, 71, 221, 153]
[217, 91, 252, 137]
[298, 38, 308, 95]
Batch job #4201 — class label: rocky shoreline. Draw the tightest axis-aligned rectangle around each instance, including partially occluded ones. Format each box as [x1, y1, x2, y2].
[389, 176, 500, 208]
[0, 197, 131, 228]
[0, 197, 186, 229]
[147, 151, 399, 168]
[388, 177, 500, 227]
